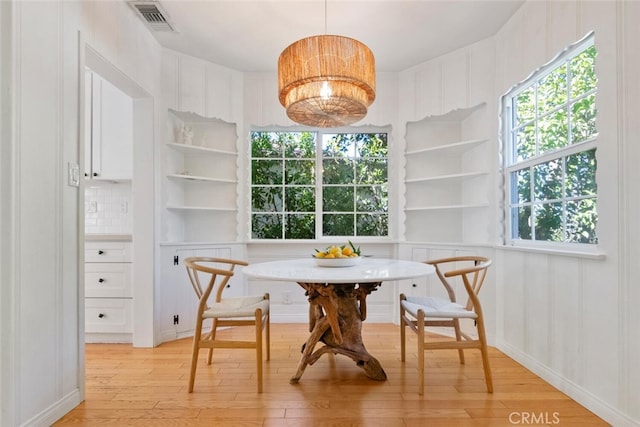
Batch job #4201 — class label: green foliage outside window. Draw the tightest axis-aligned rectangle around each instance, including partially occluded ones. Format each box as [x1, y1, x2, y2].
[508, 41, 598, 244]
[251, 131, 388, 239]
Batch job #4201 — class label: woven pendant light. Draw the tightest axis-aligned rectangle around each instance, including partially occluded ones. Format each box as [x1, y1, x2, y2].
[277, 1, 375, 128]
[278, 35, 375, 127]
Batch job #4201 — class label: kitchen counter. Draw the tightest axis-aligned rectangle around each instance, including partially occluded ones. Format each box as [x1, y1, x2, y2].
[85, 234, 132, 242]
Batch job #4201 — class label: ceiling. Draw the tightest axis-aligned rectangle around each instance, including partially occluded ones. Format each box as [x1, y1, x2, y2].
[140, 0, 525, 73]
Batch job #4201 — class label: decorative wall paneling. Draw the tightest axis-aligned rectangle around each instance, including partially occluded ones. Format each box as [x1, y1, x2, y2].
[1, 1, 163, 425]
[157, 243, 245, 343]
[397, 37, 498, 247]
[1, 1, 633, 425]
[162, 49, 243, 124]
[493, 1, 638, 425]
[621, 2, 640, 421]
[158, 51, 246, 352]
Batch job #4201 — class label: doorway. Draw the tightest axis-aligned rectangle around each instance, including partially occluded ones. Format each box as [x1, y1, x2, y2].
[81, 45, 156, 352]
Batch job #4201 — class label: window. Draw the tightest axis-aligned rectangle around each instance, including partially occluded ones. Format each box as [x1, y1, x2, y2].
[502, 34, 598, 246]
[251, 130, 388, 240]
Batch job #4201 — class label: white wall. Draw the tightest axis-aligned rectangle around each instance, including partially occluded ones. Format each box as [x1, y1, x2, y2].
[491, 1, 637, 426]
[621, 1, 640, 423]
[391, 1, 639, 425]
[89, 1, 640, 424]
[3, 0, 637, 425]
[243, 70, 401, 244]
[0, 1, 163, 425]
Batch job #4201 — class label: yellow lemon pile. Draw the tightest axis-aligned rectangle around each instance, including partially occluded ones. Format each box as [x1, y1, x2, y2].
[314, 241, 361, 259]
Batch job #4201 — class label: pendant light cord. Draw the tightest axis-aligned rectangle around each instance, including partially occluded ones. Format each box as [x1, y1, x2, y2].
[324, 0, 327, 34]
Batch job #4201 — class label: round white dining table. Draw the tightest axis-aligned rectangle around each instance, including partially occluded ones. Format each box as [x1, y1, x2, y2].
[243, 257, 435, 383]
[243, 257, 434, 284]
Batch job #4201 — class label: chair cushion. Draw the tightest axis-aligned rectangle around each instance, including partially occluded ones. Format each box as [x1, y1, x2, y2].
[402, 296, 477, 319]
[203, 296, 269, 318]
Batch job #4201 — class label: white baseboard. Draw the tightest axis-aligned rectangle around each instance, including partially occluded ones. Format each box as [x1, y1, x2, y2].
[85, 332, 132, 343]
[22, 389, 81, 427]
[159, 328, 194, 344]
[498, 341, 637, 427]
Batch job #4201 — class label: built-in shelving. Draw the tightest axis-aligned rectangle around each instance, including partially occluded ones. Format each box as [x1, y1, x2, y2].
[403, 103, 491, 244]
[163, 110, 239, 243]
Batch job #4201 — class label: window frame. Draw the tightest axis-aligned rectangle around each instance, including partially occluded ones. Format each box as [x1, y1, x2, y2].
[500, 32, 599, 253]
[249, 126, 391, 242]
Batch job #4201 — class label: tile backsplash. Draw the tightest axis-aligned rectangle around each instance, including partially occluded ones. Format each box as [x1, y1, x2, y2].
[85, 182, 132, 234]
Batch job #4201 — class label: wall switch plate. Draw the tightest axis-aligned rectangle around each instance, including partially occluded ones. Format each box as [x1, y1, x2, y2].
[67, 162, 80, 187]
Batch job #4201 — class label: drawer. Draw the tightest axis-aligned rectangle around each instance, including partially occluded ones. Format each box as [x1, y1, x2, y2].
[85, 263, 132, 298]
[85, 298, 132, 333]
[85, 241, 132, 262]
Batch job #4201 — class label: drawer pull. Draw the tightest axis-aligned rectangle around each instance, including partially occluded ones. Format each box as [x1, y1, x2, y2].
[98, 313, 106, 319]
[98, 250, 105, 255]
[98, 278, 105, 283]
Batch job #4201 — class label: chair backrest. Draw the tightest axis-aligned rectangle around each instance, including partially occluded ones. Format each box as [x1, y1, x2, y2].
[183, 257, 249, 305]
[426, 256, 492, 313]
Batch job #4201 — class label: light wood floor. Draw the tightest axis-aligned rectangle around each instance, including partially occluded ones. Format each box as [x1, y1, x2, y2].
[55, 323, 609, 426]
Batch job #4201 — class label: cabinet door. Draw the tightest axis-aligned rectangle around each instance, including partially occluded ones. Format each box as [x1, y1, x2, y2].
[91, 73, 133, 180]
[84, 70, 93, 178]
[158, 247, 191, 341]
[158, 245, 246, 342]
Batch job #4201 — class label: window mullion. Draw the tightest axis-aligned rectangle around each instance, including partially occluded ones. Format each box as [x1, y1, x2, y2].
[315, 132, 323, 238]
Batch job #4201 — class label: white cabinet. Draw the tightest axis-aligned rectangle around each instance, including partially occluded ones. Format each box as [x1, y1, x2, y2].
[84, 240, 133, 342]
[158, 243, 246, 343]
[404, 103, 490, 244]
[163, 110, 239, 243]
[84, 70, 133, 181]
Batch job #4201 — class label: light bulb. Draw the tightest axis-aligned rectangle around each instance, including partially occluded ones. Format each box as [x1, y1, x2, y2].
[320, 81, 332, 100]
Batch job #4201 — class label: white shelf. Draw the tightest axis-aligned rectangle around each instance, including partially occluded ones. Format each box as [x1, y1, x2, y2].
[405, 137, 488, 156]
[166, 142, 236, 156]
[159, 240, 242, 246]
[405, 203, 489, 211]
[405, 171, 488, 183]
[166, 173, 236, 184]
[166, 205, 236, 212]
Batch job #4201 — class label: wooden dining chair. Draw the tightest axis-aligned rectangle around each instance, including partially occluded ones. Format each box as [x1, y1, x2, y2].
[184, 257, 270, 393]
[400, 256, 493, 394]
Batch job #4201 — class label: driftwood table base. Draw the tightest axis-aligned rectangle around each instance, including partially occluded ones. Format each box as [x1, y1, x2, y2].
[290, 281, 387, 383]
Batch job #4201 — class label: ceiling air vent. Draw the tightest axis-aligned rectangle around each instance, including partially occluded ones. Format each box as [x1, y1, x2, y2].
[128, 1, 175, 32]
